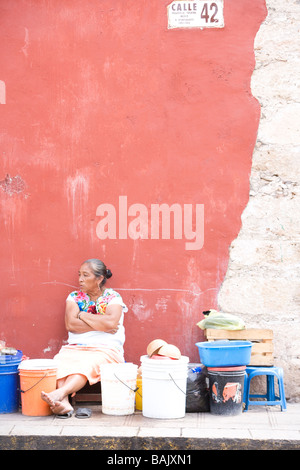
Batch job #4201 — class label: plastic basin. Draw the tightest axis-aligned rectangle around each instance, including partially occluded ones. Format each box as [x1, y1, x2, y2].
[195, 340, 252, 367]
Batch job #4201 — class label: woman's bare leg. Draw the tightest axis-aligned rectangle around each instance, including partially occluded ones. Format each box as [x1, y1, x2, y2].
[41, 374, 87, 415]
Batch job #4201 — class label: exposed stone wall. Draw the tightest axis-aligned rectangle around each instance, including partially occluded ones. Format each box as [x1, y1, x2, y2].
[218, 0, 300, 401]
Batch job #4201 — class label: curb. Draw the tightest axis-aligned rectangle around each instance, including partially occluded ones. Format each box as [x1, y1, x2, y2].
[1, 435, 299, 450]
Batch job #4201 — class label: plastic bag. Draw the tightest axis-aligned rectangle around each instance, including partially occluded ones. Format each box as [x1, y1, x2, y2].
[185, 363, 210, 412]
[196, 309, 245, 330]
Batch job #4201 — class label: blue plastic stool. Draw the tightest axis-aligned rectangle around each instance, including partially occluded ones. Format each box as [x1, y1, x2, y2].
[243, 366, 287, 411]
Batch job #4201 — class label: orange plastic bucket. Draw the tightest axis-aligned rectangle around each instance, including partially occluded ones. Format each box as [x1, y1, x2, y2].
[18, 359, 57, 416]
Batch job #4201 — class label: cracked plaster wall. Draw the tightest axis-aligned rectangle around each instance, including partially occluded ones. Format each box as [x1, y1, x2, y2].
[218, 0, 300, 401]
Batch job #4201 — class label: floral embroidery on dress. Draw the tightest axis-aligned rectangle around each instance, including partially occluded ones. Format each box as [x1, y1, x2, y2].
[70, 291, 90, 311]
[95, 290, 121, 314]
[69, 289, 121, 315]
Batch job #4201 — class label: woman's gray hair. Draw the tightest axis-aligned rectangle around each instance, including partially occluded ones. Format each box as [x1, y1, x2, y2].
[84, 259, 112, 287]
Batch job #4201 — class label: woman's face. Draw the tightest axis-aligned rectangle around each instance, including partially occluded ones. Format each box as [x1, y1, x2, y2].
[78, 263, 103, 294]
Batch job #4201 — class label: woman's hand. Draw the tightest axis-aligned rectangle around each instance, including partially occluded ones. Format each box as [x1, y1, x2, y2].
[65, 300, 93, 333]
[106, 327, 119, 335]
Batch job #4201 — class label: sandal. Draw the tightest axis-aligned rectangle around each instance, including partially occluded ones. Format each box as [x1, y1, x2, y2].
[75, 407, 92, 419]
[55, 410, 74, 419]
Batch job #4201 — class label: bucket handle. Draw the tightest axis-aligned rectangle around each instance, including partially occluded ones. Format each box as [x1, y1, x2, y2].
[113, 373, 139, 394]
[20, 372, 48, 394]
[168, 373, 186, 395]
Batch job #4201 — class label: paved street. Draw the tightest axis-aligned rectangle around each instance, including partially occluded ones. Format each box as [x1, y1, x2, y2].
[0, 403, 299, 450]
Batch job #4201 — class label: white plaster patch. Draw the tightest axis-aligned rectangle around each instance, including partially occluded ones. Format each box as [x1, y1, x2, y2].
[0, 81, 6, 104]
[21, 28, 30, 58]
[155, 297, 169, 313]
[131, 296, 152, 321]
[65, 171, 89, 239]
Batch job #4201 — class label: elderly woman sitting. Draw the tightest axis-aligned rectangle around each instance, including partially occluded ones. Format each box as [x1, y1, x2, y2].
[41, 258, 127, 417]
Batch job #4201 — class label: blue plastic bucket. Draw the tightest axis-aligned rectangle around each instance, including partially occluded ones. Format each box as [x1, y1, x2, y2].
[0, 350, 23, 413]
[195, 341, 252, 367]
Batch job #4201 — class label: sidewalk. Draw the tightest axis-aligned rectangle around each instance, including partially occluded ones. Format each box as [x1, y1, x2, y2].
[0, 403, 299, 450]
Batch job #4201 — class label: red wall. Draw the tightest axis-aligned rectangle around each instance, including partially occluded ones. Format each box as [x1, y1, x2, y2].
[0, 1, 267, 363]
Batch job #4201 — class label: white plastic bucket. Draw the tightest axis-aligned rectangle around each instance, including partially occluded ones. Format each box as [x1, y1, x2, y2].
[100, 363, 138, 415]
[140, 355, 189, 419]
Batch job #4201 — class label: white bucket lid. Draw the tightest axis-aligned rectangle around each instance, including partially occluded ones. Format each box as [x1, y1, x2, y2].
[140, 355, 189, 364]
[18, 359, 57, 371]
[100, 362, 137, 370]
[100, 362, 138, 379]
